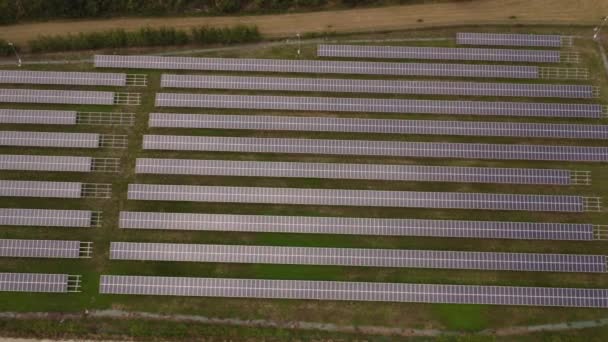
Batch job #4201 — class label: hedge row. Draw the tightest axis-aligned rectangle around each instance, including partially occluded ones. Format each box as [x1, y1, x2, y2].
[27, 25, 261, 53]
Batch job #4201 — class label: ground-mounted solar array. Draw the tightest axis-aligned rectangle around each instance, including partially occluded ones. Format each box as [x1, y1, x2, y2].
[148, 113, 608, 139]
[119, 211, 596, 241]
[456, 32, 572, 48]
[161, 74, 598, 98]
[155, 93, 605, 118]
[0, 70, 128, 86]
[142, 135, 608, 162]
[0, 109, 77, 125]
[0, 239, 91, 259]
[127, 184, 594, 212]
[110, 242, 606, 273]
[317, 44, 575, 63]
[0, 208, 96, 228]
[135, 158, 582, 185]
[99, 276, 608, 308]
[0, 273, 81, 293]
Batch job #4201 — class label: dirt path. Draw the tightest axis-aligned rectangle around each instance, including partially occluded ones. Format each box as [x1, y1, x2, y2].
[1, 0, 606, 44]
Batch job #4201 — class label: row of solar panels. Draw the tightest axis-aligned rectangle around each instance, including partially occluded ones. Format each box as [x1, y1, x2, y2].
[0, 208, 98, 228]
[109, 242, 606, 273]
[160, 74, 599, 98]
[127, 184, 598, 212]
[0, 109, 135, 126]
[142, 135, 608, 163]
[94, 55, 575, 79]
[0, 89, 140, 105]
[456, 32, 570, 48]
[0, 180, 111, 198]
[2, 272, 607, 308]
[118, 211, 598, 241]
[0, 70, 129, 86]
[0, 239, 91, 258]
[154, 93, 606, 118]
[317, 44, 576, 63]
[99, 275, 608, 308]
[149, 113, 608, 139]
[0, 131, 126, 148]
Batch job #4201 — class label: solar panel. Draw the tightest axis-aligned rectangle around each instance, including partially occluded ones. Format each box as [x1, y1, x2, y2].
[0, 180, 82, 198]
[0, 273, 71, 293]
[0, 155, 92, 172]
[0, 109, 78, 125]
[0, 70, 127, 86]
[0, 208, 93, 228]
[148, 113, 608, 139]
[160, 74, 596, 98]
[135, 158, 573, 185]
[142, 135, 608, 163]
[457, 33, 565, 47]
[110, 242, 605, 273]
[0, 89, 115, 105]
[127, 184, 586, 212]
[318, 44, 563, 63]
[155, 93, 603, 118]
[119, 211, 595, 241]
[0, 239, 83, 259]
[0, 131, 100, 148]
[99, 275, 608, 308]
[94, 55, 540, 79]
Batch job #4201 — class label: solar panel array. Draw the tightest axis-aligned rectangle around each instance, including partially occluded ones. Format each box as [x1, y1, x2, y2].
[0, 70, 127, 86]
[127, 184, 586, 212]
[155, 93, 603, 118]
[0, 109, 77, 125]
[0, 155, 92, 172]
[98, 275, 608, 308]
[0, 208, 93, 228]
[160, 74, 596, 99]
[0, 239, 82, 259]
[119, 211, 594, 240]
[94, 55, 540, 79]
[317, 44, 563, 63]
[110, 242, 606, 273]
[457, 33, 564, 47]
[142, 135, 608, 163]
[0, 89, 115, 105]
[0, 131, 100, 148]
[0, 273, 71, 293]
[148, 114, 608, 139]
[135, 158, 574, 185]
[0, 180, 83, 198]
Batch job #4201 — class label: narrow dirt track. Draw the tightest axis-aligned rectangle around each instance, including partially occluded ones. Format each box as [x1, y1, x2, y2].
[1, 0, 607, 44]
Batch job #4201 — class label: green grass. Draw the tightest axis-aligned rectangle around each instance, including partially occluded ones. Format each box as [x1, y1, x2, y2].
[1, 25, 608, 339]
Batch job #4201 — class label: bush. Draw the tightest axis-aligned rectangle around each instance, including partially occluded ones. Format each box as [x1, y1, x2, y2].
[27, 25, 261, 53]
[0, 39, 16, 56]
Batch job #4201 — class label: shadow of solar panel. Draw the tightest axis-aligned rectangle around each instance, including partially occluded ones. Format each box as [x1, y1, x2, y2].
[318, 44, 562, 63]
[0, 89, 115, 105]
[135, 158, 572, 185]
[0, 109, 77, 125]
[148, 114, 608, 139]
[457, 33, 563, 47]
[127, 184, 585, 212]
[99, 275, 608, 308]
[0, 208, 92, 227]
[160, 74, 595, 98]
[0, 71, 127, 86]
[0, 180, 82, 198]
[0, 273, 69, 293]
[0, 155, 92, 172]
[95, 55, 539, 79]
[142, 135, 608, 162]
[0, 131, 100, 148]
[110, 242, 606, 273]
[119, 211, 595, 241]
[154, 93, 602, 118]
[0, 239, 81, 258]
